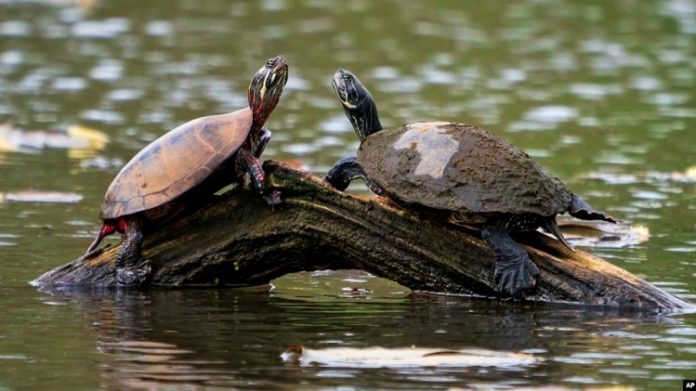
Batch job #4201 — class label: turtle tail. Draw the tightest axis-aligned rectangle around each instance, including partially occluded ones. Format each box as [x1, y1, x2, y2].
[542, 217, 574, 252]
[568, 195, 618, 224]
[82, 223, 117, 259]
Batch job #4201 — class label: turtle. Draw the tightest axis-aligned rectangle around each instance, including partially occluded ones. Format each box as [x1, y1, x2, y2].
[83, 55, 289, 286]
[324, 68, 617, 298]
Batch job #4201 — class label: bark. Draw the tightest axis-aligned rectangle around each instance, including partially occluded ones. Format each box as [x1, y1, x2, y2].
[34, 161, 694, 312]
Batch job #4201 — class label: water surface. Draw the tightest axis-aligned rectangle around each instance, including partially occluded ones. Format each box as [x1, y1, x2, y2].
[1, 0, 695, 389]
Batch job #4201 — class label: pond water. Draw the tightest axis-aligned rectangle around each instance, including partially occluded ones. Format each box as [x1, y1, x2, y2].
[1, 0, 696, 389]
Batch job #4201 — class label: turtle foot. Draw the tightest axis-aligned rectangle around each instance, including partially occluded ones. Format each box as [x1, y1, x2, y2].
[494, 255, 540, 299]
[116, 260, 152, 286]
[263, 190, 282, 209]
[569, 195, 618, 224]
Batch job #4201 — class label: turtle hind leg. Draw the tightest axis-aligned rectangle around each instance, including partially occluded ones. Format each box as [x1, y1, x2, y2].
[569, 195, 617, 224]
[542, 217, 574, 252]
[115, 216, 151, 286]
[481, 219, 540, 298]
[324, 156, 385, 196]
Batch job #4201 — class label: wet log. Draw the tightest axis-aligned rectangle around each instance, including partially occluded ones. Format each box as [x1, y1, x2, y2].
[34, 161, 694, 312]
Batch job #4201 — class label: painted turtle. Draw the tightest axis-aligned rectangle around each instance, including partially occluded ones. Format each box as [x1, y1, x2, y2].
[84, 55, 289, 286]
[325, 68, 616, 298]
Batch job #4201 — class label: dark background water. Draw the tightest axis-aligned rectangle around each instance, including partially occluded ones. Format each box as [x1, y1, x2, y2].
[1, 0, 695, 389]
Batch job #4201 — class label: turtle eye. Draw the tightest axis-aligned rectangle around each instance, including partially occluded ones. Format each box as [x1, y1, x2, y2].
[342, 74, 352, 81]
[266, 58, 276, 67]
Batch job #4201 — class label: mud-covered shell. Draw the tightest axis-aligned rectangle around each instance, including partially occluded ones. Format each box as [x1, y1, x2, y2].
[358, 122, 572, 216]
[100, 108, 252, 220]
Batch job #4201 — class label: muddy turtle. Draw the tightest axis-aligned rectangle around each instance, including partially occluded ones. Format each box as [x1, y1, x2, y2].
[325, 68, 616, 298]
[83, 55, 289, 286]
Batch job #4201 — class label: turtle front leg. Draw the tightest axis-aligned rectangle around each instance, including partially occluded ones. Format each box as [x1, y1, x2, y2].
[481, 218, 540, 299]
[324, 156, 385, 196]
[238, 147, 281, 207]
[253, 128, 272, 158]
[568, 194, 618, 223]
[115, 216, 151, 286]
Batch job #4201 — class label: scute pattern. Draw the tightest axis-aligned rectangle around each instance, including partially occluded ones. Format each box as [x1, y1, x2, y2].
[359, 122, 572, 216]
[101, 108, 253, 219]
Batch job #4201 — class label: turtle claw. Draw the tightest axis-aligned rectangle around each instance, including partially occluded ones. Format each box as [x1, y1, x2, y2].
[263, 190, 282, 209]
[78, 245, 108, 261]
[494, 255, 540, 299]
[116, 260, 152, 286]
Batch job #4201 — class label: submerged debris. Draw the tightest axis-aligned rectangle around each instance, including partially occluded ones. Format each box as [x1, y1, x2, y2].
[0, 123, 108, 158]
[281, 345, 540, 368]
[0, 190, 83, 203]
[557, 220, 649, 248]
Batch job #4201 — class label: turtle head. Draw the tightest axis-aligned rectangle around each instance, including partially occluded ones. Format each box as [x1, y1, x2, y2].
[332, 68, 383, 142]
[248, 55, 289, 130]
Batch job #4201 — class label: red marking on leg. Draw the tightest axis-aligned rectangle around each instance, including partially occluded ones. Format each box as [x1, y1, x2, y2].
[101, 223, 117, 237]
[116, 217, 128, 233]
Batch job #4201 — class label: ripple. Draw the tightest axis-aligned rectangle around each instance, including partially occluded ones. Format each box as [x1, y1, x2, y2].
[0, 354, 29, 360]
[523, 105, 578, 124]
[378, 77, 422, 93]
[315, 136, 344, 147]
[597, 152, 637, 165]
[569, 83, 621, 100]
[599, 368, 651, 377]
[632, 190, 668, 200]
[631, 76, 661, 91]
[144, 20, 173, 37]
[261, 0, 287, 11]
[649, 92, 689, 106]
[582, 172, 639, 185]
[285, 74, 310, 91]
[553, 356, 601, 364]
[0, 21, 31, 36]
[602, 331, 660, 340]
[508, 120, 556, 132]
[72, 18, 130, 38]
[665, 247, 696, 253]
[661, 0, 696, 34]
[657, 337, 696, 344]
[559, 135, 581, 145]
[282, 143, 317, 155]
[500, 68, 526, 84]
[107, 88, 143, 102]
[563, 376, 601, 384]
[667, 328, 696, 336]
[80, 109, 125, 124]
[319, 115, 351, 133]
[1, 50, 24, 68]
[421, 67, 456, 85]
[659, 106, 696, 118]
[89, 61, 123, 82]
[646, 361, 696, 369]
[51, 77, 87, 92]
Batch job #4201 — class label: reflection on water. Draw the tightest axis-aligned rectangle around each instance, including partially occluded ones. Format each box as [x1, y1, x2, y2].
[1, 0, 695, 389]
[13, 283, 693, 390]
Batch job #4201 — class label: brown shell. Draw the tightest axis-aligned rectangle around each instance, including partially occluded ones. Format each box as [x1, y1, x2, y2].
[358, 122, 572, 216]
[100, 108, 253, 220]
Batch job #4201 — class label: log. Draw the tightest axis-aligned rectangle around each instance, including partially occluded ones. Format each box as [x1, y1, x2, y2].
[33, 161, 694, 312]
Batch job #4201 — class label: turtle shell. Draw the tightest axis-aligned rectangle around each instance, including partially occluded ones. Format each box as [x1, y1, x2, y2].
[100, 107, 253, 220]
[358, 121, 572, 216]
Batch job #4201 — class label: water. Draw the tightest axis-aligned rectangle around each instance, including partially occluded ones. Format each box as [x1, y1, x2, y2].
[1, 0, 695, 389]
